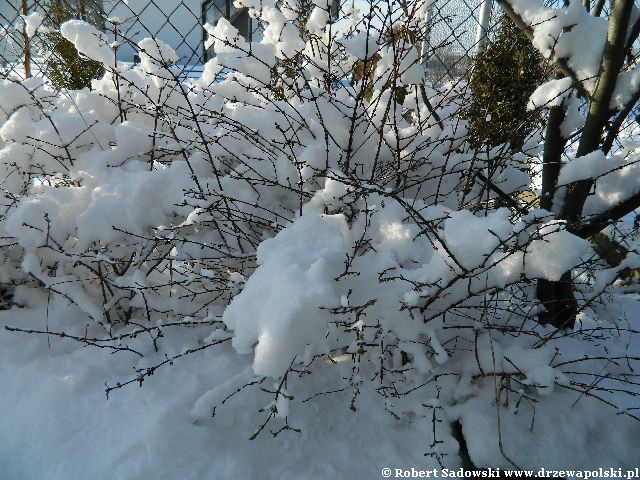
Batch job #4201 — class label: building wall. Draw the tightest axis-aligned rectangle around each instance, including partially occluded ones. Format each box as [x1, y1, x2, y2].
[0, 0, 206, 66]
[104, 0, 204, 65]
[0, 0, 20, 22]
[0, 0, 23, 64]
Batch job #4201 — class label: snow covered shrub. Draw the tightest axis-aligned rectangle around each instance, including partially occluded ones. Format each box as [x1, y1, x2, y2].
[1, 0, 639, 470]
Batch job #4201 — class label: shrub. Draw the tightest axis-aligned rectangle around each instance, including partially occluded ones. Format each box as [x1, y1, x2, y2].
[44, 0, 105, 91]
[467, 15, 546, 151]
[0, 0, 639, 469]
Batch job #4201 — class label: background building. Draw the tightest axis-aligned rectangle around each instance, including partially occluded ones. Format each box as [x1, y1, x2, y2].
[1, 0, 492, 79]
[0, 0, 257, 69]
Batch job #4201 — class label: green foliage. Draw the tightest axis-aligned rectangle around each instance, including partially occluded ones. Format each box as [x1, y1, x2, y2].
[45, 0, 105, 91]
[467, 15, 546, 152]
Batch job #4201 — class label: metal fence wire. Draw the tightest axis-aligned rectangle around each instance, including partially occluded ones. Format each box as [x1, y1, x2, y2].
[3, 0, 637, 155]
[1, 0, 634, 152]
[1, 0, 507, 83]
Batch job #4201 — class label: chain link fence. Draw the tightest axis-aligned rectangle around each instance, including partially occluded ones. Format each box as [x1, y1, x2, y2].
[1, 0, 634, 154]
[2, 0, 207, 79]
[1, 0, 507, 83]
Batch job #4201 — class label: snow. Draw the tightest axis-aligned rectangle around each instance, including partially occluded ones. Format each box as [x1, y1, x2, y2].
[456, 379, 638, 469]
[0, 308, 458, 480]
[560, 95, 586, 138]
[1, 4, 640, 477]
[137, 38, 180, 72]
[525, 221, 591, 281]
[557, 150, 608, 186]
[343, 32, 380, 60]
[1, 294, 638, 477]
[0, 77, 52, 124]
[60, 20, 115, 68]
[508, 0, 608, 94]
[443, 209, 512, 270]
[223, 214, 352, 378]
[583, 149, 640, 217]
[611, 68, 640, 110]
[528, 77, 573, 110]
[21, 12, 45, 38]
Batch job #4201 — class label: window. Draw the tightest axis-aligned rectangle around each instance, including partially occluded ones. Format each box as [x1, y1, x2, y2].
[329, 0, 339, 23]
[202, 0, 251, 61]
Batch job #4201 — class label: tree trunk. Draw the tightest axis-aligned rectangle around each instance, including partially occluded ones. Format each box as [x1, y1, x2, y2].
[539, 100, 566, 211]
[21, 0, 32, 79]
[537, 273, 578, 328]
[543, 0, 633, 328]
[536, 99, 570, 326]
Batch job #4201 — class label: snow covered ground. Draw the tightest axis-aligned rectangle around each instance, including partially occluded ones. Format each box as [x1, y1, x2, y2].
[1, 295, 638, 479]
[2, 0, 640, 476]
[0, 307, 450, 480]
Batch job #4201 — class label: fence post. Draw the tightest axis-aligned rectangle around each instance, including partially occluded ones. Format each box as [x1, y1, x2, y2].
[420, 1, 434, 73]
[21, 0, 32, 78]
[474, 0, 493, 53]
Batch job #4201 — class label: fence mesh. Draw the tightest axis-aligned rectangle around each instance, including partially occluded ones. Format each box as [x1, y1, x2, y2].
[1, 0, 506, 83]
[0, 0, 636, 152]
